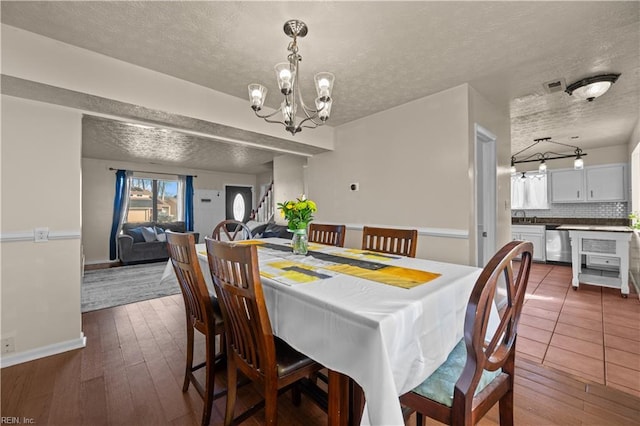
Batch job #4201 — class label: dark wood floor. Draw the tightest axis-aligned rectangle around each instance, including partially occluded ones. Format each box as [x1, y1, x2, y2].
[2, 264, 640, 425]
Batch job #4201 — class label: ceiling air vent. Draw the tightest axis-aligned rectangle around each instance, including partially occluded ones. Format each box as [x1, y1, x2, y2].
[542, 78, 566, 94]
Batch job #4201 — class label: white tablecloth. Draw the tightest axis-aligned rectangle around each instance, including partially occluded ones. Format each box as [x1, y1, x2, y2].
[161, 238, 488, 425]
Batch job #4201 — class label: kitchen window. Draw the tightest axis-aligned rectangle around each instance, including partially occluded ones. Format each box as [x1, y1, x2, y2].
[511, 172, 549, 210]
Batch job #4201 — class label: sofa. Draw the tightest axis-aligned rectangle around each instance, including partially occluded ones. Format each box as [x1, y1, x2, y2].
[118, 221, 199, 265]
[247, 220, 293, 239]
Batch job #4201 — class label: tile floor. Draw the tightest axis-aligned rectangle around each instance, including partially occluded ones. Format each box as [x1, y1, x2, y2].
[516, 262, 640, 397]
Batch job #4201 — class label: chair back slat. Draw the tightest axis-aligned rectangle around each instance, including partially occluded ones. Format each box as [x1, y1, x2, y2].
[167, 232, 214, 332]
[205, 238, 276, 380]
[308, 223, 346, 247]
[362, 226, 418, 257]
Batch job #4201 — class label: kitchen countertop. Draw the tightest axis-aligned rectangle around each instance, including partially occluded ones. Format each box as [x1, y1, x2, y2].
[512, 217, 631, 229]
[556, 225, 633, 233]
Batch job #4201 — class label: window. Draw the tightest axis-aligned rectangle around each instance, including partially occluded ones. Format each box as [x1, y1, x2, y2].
[127, 177, 180, 223]
[232, 193, 245, 221]
[225, 186, 252, 223]
[511, 172, 549, 210]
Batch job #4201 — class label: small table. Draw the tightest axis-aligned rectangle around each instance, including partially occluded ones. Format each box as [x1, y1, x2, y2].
[558, 225, 634, 297]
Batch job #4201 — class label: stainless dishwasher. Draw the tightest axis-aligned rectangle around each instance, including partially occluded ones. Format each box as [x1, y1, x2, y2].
[545, 228, 571, 263]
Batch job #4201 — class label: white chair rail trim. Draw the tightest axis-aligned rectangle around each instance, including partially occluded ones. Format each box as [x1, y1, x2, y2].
[0, 332, 86, 368]
[344, 223, 468, 239]
[0, 230, 81, 243]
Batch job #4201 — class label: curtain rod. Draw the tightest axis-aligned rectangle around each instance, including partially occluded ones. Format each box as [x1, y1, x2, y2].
[109, 167, 197, 178]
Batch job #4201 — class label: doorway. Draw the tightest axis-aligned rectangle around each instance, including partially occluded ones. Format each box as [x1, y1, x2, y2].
[225, 185, 253, 223]
[475, 124, 497, 267]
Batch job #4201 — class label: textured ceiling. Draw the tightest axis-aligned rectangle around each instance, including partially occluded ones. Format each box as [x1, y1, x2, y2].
[82, 115, 278, 175]
[2, 1, 639, 170]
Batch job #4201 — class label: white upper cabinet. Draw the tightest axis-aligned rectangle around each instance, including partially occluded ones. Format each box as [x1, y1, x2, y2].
[550, 163, 627, 203]
[550, 169, 584, 202]
[585, 164, 627, 201]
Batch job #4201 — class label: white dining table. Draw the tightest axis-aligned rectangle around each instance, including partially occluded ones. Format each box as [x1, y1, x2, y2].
[161, 238, 493, 425]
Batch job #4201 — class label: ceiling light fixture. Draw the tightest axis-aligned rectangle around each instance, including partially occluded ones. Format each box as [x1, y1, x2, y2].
[538, 159, 547, 173]
[248, 19, 335, 136]
[510, 158, 517, 174]
[565, 73, 620, 102]
[511, 137, 587, 173]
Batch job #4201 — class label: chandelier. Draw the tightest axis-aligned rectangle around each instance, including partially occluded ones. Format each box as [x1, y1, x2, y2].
[511, 137, 587, 173]
[248, 20, 335, 136]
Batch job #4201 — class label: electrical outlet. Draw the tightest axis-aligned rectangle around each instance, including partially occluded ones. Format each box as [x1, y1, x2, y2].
[1, 337, 15, 353]
[34, 227, 49, 242]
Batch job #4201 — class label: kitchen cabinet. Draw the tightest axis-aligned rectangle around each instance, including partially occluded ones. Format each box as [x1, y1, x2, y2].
[585, 164, 626, 201]
[550, 163, 627, 203]
[512, 225, 545, 262]
[550, 169, 584, 202]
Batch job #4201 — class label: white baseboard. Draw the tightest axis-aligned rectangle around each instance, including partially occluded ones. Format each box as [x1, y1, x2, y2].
[0, 333, 86, 368]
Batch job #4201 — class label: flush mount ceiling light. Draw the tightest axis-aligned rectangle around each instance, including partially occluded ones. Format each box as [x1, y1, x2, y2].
[565, 73, 620, 102]
[511, 137, 587, 173]
[248, 19, 335, 136]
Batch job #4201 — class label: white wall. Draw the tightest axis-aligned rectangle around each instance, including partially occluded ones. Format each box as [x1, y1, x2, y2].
[256, 171, 274, 200]
[1, 24, 334, 151]
[82, 157, 257, 263]
[272, 155, 308, 225]
[1, 96, 84, 365]
[307, 84, 483, 264]
[468, 85, 512, 261]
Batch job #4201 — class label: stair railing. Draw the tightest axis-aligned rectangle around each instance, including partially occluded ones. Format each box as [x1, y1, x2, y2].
[252, 181, 274, 222]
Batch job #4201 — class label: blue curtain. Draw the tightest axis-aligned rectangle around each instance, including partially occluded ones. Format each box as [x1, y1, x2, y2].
[109, 170, 127, 260]
[185, 175, 194, 231]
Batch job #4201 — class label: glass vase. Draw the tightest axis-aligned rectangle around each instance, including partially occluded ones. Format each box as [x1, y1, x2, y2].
[291, 228, 309, 255]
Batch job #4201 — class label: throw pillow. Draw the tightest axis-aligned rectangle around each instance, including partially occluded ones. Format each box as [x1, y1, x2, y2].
[155, 226, 167, 242]
[125, 227, 145, 243]
[141, 226, 157, 242]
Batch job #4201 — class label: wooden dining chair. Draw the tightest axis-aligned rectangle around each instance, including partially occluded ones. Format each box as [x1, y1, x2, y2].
[361, 226, 418, 257]
[166, 231, 226, 426]
[399, 240, 533, 426]
[212, 219, 252, 241]
[308, 223, 346, 247]
[205, 237, 324, 426]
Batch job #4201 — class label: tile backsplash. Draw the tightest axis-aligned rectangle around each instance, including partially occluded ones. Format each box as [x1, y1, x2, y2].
[514, 202, 629, 219]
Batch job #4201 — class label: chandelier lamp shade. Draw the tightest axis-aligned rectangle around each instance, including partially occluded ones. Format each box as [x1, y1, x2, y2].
[248, 19, 335, 136]
[511, 137, 587, 173]
[565, 73, 620, 102]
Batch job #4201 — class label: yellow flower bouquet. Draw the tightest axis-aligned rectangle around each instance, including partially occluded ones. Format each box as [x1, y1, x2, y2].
[277, 196, 317, 230]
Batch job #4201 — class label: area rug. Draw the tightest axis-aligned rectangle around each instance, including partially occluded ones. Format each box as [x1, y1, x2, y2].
[82, 261, 179, 312]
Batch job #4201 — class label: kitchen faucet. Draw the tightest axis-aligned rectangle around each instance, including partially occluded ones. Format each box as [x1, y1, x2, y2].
[513, 210, 526, 219]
